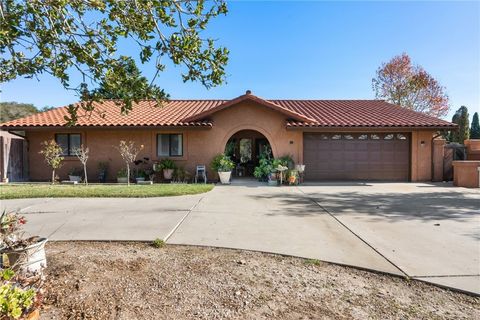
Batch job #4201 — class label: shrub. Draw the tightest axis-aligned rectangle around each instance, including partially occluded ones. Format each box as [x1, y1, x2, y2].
[158, 159, 176, 170]
[68, 167, 83, 176]
[117, 168, 128, 178]
[152, 238, 165, 248]
[211, 154, 234, 172]
[39, 140, 64, 184]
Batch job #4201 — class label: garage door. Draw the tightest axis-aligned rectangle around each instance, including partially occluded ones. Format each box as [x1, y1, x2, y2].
[304, 133, 410, 181]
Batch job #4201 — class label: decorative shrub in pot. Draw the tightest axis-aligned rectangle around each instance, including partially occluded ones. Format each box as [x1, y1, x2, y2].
[211, 154, 235, 184]
[135, 169, 147, 183]
[68, 167, 82, 182]
[117, 168, 129, 183]
[0, 212, 45, 319]
[157, 159, 176, 180]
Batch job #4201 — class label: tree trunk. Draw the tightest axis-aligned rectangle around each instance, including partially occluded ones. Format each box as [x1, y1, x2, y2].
[51, 169, 55, 185]
[127, 164, 130, 186]
[83, 164, 88, 185]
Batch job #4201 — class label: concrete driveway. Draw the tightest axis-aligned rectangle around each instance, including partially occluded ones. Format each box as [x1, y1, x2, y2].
[1, 181, 479, 295]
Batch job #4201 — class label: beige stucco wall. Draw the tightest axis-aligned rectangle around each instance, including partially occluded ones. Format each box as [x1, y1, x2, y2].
[23, 101, 437, 182]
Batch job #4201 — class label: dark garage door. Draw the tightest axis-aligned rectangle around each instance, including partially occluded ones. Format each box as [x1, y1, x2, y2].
[304, 133, 410, 181]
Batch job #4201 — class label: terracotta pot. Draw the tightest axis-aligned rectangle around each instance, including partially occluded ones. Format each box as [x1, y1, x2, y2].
[163, 169, 174, 180]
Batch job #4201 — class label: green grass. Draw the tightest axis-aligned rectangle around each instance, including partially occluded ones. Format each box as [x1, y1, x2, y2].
[0, 183, 214, 199]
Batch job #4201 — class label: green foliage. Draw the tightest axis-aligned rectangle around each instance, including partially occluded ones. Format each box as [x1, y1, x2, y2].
[117, 168, 128, 178]
[0, 282, 35, 319]
[470, 112, 480, 139]
[0, 102, 37, 123]
[0, 270, 14, 281]
[68, 167, 83, 176]
[0, 1, 229, 125]
[304, 259, 322, 266]
[152, 238, 165, 248]
[211, 154, 234, 172]
[39, 140, 64, 184]
[254, 151, 295, 181]
[158, 159, 176, 170]
[450, 106, 470, 143]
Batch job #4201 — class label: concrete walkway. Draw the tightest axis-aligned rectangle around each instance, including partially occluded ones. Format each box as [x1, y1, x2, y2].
[1, 181, 479, 295]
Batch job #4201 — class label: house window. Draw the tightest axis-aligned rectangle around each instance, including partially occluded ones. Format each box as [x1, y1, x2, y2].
[55, 133, 81, 156]
[157, 134, 183, 157]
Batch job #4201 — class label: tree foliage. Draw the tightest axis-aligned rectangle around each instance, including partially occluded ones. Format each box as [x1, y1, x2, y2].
[449, 106, 469, 143]
[0, 0, 229, 124]
[372, 53, 449, 118]
[39, 140, 64, 184]
[470, 112, 480, 139]
[0, 101, 56, 123]
[116, 140, 143, 186]
[0, 101, 37, 122]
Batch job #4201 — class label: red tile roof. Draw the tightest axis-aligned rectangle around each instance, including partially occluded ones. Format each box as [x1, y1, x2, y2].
[0, 93, 455, 129]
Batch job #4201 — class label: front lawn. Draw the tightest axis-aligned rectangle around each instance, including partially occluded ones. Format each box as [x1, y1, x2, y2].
[0, 183, 214, 199]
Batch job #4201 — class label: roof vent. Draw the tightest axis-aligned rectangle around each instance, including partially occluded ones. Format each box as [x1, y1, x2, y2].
[245, 90, 252, 95]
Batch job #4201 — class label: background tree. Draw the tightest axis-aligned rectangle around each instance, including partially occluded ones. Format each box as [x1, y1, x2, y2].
[0, 102, 56, 122]
[116, 141, 144, 186]
[73, 145, 90, 185]
[0, 102, 37, 122]
[0, 1, 229, 124]
[470, 112, 480, 139]
[39, 140, 64, 184]
[449, 106, 470, 143]
[372, 53, 449, 118]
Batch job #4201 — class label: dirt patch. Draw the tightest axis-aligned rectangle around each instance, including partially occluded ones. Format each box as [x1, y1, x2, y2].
[42, 242, 479, 320]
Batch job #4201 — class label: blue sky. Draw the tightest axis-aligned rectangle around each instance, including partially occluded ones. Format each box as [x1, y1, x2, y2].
[1, 1, 479, 120]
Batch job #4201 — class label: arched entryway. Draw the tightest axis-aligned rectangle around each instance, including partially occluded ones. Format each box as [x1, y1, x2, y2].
[224, 130, 272, 177]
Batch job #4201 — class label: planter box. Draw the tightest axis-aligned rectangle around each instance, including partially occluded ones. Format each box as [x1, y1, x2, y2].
[69, 175, 82, 182]
[137, 180, 153, 185]
[61, 180, 78, 185]
[117, 177, 128, 183]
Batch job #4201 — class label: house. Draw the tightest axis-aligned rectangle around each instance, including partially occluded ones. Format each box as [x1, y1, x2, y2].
[0, 91, 456, 182]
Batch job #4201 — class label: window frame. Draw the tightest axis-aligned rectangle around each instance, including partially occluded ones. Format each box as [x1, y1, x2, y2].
[157, 133, 184, 157]
[54, 133, 82, 156]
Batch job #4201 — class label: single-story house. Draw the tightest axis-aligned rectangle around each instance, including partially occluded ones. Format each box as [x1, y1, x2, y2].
[0, 91, 456, 182]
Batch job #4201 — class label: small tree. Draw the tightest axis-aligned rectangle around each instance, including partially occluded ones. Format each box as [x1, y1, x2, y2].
[470, 112, 480, 139]
[116, 141, 144, 186]
[450, 106, 470, 143]
[73, 145, 90, 185]
[39, 140, 64, 184]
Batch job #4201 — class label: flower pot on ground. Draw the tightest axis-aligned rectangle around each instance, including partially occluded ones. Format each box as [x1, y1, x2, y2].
[211, 154, 235, 185]
[1, 237, 48, 273]
[68, 167, 82, 182]
[117, 168, 129, 183]
[156, 159, 176, 180]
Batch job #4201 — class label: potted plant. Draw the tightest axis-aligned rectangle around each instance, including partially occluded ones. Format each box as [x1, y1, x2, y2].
[68, 167, 82, 182]
[117, 168, 128, 183]
[211, 153, 235, 184]
[0, 212, 44, 320]
[157, 159, 176, 180]
[0, 212, 47, 274]
[135, 169, 147, 183]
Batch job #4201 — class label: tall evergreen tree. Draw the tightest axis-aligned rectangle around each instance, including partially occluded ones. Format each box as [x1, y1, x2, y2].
[450, 106, 470, 143]
[470, 112, 480, 139]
